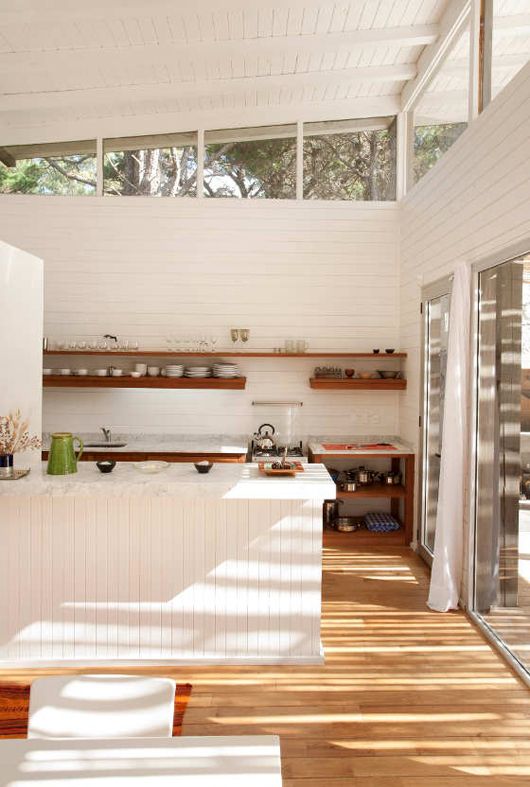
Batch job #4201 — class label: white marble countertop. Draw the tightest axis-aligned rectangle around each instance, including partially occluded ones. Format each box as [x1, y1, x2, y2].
[0, 462, 335, 500]
[308, 435, 413, 456]
[42, 433, 249, 455]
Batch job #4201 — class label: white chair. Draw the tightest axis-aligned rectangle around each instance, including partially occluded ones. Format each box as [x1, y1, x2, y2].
[27, 674, 177, 739]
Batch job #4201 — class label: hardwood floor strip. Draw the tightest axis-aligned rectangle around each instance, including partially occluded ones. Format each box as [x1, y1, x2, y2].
[1, 539, 529, 785]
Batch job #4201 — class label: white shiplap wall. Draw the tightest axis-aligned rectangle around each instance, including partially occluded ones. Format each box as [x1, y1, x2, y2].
[0, 197, 400, 438]
[400, 60, 530, 562]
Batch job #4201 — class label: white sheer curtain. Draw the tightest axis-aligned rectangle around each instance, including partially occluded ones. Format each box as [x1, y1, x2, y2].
[428, 261, 471, 612]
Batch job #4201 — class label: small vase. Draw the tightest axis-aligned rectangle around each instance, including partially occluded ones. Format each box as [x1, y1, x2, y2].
[0, 453, 14, 479]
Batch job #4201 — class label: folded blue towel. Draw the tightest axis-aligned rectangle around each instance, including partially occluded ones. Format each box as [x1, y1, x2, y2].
[364, 512, 401, 532]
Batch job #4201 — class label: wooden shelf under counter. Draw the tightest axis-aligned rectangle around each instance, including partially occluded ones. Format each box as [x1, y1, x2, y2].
[43, 375, 246, 390]
[310, 377, 406, 390]
[337, 483, 406, 499]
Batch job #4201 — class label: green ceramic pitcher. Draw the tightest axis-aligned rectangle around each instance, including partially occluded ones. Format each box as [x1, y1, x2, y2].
[47, 432, 84, 475]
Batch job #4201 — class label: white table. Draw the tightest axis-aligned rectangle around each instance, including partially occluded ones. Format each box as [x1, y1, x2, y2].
[0, 735, 282, 786]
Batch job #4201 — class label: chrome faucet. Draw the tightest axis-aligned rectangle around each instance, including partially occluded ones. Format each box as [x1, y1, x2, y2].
[101, 427, 112, 444]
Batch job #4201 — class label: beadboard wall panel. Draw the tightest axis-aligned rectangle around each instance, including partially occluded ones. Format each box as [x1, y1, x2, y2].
[0, 495, 322, 664]
[400, 62, 530, 557]
[0, 198, 400, 437]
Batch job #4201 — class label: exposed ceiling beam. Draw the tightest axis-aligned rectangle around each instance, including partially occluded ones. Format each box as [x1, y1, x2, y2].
[442, 51, 530, 74]
[0, 63, 415, 113]
[401, 0, 470, 112]
[0, 147, 15, 166]
[0, 0, 398, 26]
[494, 13, 530, 33]
[0, 24, 438, 77]
[0, 94, 401, 147]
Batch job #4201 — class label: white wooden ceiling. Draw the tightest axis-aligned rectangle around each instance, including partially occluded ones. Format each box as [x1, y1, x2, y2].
[0, 0, 528, 144]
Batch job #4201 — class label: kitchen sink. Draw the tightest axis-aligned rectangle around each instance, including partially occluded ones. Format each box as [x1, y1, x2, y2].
[84, 442, 128, 448]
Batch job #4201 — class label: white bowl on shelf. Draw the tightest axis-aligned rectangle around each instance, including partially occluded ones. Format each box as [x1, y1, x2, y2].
[76, 369, 88, 376]
[130, 371, 142, 378]
[95, 369, 108, 377]
[59, 368, 72, 375]
[43, 368, 52, 375]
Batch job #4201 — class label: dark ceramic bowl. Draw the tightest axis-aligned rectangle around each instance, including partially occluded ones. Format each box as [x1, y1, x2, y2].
[385, 348, 395, 354]
[372, 348, 380, 354]
[96, 460, 116, 474]
[194, 462, 213, 474]
[344, 368, 355, 378]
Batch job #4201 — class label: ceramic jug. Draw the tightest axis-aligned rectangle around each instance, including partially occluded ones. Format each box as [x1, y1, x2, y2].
[47, 432, 84, 475]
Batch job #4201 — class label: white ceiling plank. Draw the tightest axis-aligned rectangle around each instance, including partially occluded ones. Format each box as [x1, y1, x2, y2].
[1, 62, 415, 112]
[0, 24, 438, 76]
[401, 0, 470, 111]
[0, 94, 400, 146]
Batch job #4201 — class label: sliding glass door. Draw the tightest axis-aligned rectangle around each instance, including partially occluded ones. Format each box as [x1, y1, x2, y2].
[419, 279, 452, 563]
[473, 253, 530, 675]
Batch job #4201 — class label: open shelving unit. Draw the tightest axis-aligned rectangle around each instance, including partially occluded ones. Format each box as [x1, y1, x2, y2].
[43, 375, 246, 390]
[309, 448, 415, 545]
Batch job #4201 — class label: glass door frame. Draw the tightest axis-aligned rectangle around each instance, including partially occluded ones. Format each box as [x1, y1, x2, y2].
[418, 275, 453, 566]
[466, 237, 530, 689]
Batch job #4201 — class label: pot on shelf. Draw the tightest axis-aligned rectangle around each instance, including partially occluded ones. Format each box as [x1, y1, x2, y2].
[379, 471, 402, 485]
[354, 466, 376, 486]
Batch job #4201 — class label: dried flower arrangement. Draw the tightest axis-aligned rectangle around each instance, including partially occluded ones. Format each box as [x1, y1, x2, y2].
[0, 410, 42, 455]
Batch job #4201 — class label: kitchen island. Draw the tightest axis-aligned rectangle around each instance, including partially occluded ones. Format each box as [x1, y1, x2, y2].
[0, 463, 334, 666]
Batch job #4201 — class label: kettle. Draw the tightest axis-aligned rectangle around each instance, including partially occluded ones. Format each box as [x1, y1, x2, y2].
[253, 423, 276, 452]
[47, 432, 84, 475]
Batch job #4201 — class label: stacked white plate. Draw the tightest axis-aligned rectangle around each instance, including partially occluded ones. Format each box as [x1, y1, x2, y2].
[165, 364, 184, 378]
[213, 363, 240, 378]
[184, 366, 212, 378]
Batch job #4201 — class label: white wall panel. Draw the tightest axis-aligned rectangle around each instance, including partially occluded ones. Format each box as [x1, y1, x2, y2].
[0, 495, 323, 664]
[0, 198, 401, 438]
[400, 62, 530, 566]
[0, 240, 43, 471]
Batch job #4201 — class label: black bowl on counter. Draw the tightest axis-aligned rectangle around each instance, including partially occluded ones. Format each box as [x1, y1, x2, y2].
[194, 461, 213, 474]
[96, 460, 116, 474]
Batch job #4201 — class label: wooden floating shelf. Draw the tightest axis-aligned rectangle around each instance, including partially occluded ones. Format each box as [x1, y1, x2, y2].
[43, 375, 246, 390]
[337, 483, 406, 499]
[310, 377, 407, 390]
[44, 350, 406, 359]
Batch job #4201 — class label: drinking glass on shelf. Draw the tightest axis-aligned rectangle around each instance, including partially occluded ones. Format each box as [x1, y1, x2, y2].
[87, 340, 97, 351]
[210, 336, 219, 352]
[130, 339, 139, 351]
[285, 339, 295, 353]
[240, 328, 250, 345]
[230, 328, 239, 346]
[119, 339, 129, 351]
[97, 340, 108, 351]
[77, 340, 87, 351]
[68, 340, 77, 350]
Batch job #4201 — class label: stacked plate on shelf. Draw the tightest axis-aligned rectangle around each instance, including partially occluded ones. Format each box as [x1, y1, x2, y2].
[212, 363, 240, 378]
[164, 364, 184, 378]
[184, 366, 212, 378]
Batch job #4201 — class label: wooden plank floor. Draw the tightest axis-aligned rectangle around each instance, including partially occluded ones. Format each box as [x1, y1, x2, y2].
[2, 532, 530, 785]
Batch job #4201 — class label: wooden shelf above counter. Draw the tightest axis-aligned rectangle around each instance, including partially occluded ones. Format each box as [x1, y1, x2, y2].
[309, 377, 406, 390]
[44, 350, 407, 359]
[43, 375, 246, 390]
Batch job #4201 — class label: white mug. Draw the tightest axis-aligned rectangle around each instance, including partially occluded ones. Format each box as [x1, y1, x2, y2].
[147, 366, 160, 377]
[111, 369, 123, 377]
[135, 363, 147, 375]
